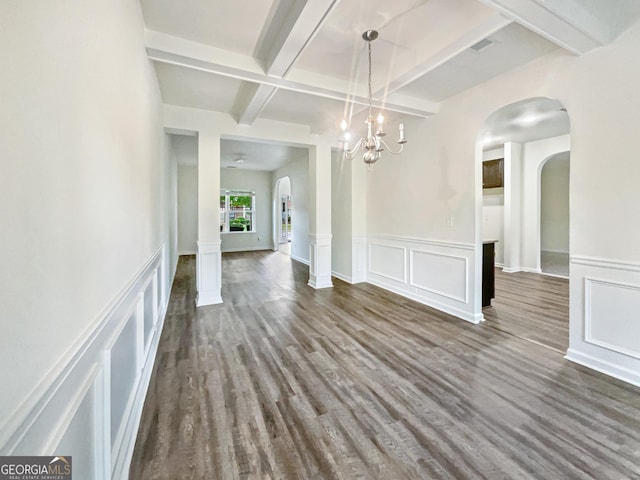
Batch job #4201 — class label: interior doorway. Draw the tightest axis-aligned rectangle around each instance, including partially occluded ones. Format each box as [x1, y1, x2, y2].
[477, 97, 571, 352]
[280, 195, 292, 244]
[274, 176, 291, 256]
[540, 153, 570, 277]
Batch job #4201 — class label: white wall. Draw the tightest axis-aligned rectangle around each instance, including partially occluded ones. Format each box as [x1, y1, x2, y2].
[0, 0, 176, 476]
[220, 169, 273, 252]
[541, 155, 570, 253]
[365, 19, 640, 384]
[178, 165, 198, 254]
[273, 157, 310, 264]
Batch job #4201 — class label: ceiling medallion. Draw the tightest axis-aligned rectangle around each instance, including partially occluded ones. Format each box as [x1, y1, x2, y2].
[340, 30, 407, 166]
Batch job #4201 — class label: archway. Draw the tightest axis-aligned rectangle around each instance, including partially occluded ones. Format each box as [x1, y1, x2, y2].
[539, 152, 570, 277]
[477, 97, 571, 352]
[273, 176, 291, 256]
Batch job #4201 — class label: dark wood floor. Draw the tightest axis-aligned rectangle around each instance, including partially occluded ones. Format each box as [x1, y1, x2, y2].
[130, 251, 640, 479]
[483, 268, 569, 353]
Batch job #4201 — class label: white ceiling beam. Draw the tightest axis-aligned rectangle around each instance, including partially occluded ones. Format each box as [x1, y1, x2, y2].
[256, 0, 340, 78]
[147, 44, 438, 118]
[232, 83, 279, 126]
[477, 0, 612, 54]
[235, 0, 339, 125]
[374, 12, 512, 99]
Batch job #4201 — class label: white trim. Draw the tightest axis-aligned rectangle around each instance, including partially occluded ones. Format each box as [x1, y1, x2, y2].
[565, 348, 640, 388]
[43, 364, 100, 454]
[368, 276, 482, 324]
[0, 244, 173, 480]
[501, 267, 521, 273]
[178, 250, 197, 256]
[291, 254, 310, 266]
[221, 246, 273, 253]
[368, 234, 474, 251]
[541, 248, 569, 254]
[196, 240, 223, 306]
[0, 245, 166, 453]
[521, 267, 543, 274]
[571, 255, 640, 273]
[409, 249, 469, 303]
[331, 271, 353, 284]
[584, 277, 640, 361]
[368, 243, 407, 283]
[308, 233, 333, 242]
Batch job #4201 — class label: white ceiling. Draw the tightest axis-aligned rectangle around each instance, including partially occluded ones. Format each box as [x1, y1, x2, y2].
[142, 0, 640, 159]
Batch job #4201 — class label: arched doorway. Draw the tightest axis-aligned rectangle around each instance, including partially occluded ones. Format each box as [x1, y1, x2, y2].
[273, 176, 291, 256]
[477, 97, 571, 352]
[539, 152, 570, 277]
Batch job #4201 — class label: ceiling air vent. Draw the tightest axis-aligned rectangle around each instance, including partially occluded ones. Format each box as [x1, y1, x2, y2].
[470, 38, 494, 52]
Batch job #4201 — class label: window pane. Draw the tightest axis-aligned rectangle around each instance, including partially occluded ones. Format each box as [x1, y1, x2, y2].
[220, 212, 227, 232]
[229, 195, 252, 210]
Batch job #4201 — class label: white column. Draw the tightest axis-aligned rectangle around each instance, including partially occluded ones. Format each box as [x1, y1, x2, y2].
[351, 159, 368, 283]
[308, 143, 333, 289]
[503, 141, 523, 273]
[196, 130, 223, 305]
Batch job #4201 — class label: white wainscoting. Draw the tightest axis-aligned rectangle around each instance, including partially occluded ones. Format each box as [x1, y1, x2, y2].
[0, 245, 172, 480]
[566, 255, 640, 387]
[308, 234, 333, 289]
[367, 235, 480, 324]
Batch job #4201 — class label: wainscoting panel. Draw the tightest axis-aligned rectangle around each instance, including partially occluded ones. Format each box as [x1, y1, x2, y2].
[567, 255, 640, 387]
[369, 243, 406, 283]
[410, 250, 468, 302]
[0, 245, 172, 480]
[367, 235, 478, 324]
[585, 278, 640, 360]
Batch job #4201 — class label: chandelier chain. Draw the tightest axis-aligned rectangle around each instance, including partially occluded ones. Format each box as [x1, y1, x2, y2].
[368, 39, 373, 118]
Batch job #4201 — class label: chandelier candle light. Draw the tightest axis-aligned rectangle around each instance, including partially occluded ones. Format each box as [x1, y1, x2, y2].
[341, 30, 407, 165]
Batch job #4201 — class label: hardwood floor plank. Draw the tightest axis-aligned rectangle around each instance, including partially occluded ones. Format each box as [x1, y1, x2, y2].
[130, 252, 640, 479]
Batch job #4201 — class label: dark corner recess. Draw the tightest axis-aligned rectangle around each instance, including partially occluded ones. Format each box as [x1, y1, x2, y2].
[483, 158, 504, 189]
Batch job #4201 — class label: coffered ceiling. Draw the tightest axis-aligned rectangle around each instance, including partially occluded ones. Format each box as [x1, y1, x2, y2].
[141, 0, 640, 140]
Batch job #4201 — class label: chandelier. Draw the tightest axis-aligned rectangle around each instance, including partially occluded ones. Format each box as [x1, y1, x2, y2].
[340, 30, 407, 165]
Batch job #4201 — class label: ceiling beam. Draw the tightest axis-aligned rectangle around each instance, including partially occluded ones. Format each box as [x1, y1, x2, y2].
[256, 0, 340, 78]
[146, 39, 439, 118]
[477, 0, 613, 54]
[234, 0, 339, 125]
[231, 83, 279, 126]
[373, 12, 512, 99]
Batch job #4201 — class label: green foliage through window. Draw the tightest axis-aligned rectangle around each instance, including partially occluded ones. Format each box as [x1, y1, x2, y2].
[220, 190, 255, 233]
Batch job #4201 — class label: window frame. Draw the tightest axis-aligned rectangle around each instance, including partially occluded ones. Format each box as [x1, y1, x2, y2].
[220, 189, 256, 234]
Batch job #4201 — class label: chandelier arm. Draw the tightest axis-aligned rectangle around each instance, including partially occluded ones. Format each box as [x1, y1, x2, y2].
[378, 137, 405, 155]
[344, 138, 367, 159]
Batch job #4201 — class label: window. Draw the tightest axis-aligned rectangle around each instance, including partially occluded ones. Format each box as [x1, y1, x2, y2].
[220, 190, 255, 233]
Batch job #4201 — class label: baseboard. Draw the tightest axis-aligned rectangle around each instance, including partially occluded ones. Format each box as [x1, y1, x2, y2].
[565, 348, 640, 388]
[291, 254, 309, 266]
[367, 277, 481, 324]
[178, 250, 197, 256]
[221, 246, 273, 253]
[331, 270, 353, 284]
[521, 267, 543, 274]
